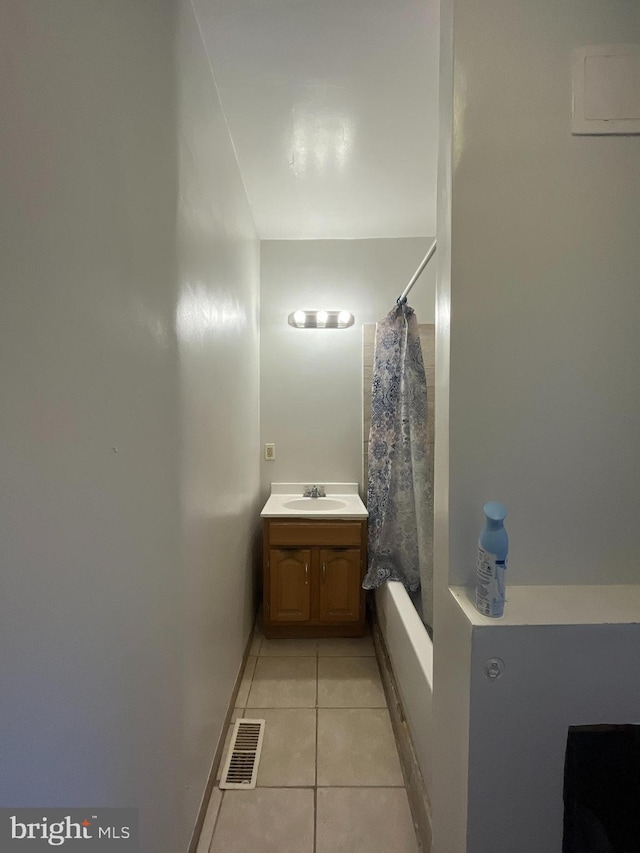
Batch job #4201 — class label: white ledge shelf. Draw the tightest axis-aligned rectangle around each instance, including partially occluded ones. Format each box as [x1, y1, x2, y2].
[450, 584, 640, 628]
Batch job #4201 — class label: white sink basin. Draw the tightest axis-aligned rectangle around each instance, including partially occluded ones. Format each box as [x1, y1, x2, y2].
[282, 498, 348, 512]
[261, 484, 368, 519]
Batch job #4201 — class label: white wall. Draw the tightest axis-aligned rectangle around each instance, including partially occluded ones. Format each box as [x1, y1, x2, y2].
[0, 2, 260, 850]
[260, 238, 435, 497]
[0, 2, 181, 844]
[177, 0, 261, 845]
[433, 1, 640, 851]
[467, 618, 640, 852]
[442, 0, 640, 588]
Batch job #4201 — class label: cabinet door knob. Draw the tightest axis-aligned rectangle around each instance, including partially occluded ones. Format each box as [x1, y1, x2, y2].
[322, 562, 326, 582]
[305, 563, 309, 584]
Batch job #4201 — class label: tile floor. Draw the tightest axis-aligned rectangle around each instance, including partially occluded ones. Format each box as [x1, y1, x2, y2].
[197, 628, 420, 853]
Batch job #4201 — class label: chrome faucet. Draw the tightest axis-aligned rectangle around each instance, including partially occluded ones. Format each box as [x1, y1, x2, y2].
[303, 485, 326, 498]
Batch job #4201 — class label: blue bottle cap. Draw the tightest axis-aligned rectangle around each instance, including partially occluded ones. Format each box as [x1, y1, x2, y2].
[483, 501, 507, 522]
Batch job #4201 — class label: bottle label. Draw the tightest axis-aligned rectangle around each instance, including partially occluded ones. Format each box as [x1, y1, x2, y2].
[476, 547, 507, 617]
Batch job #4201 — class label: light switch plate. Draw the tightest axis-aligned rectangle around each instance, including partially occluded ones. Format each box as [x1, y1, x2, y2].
[264, 443, 276, 461]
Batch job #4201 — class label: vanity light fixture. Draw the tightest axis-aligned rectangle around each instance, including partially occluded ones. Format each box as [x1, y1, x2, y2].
[288, 309, 355, 329]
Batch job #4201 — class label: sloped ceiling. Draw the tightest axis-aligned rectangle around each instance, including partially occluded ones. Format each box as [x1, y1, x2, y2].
[192, 0, 439, 239]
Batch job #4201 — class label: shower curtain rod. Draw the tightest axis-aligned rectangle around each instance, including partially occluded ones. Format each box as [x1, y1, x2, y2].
[397, 239, 437, 305]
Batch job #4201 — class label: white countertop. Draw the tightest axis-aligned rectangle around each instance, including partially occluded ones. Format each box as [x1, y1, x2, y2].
[451, 584, 640, 627]
[261, 483, 368, 519]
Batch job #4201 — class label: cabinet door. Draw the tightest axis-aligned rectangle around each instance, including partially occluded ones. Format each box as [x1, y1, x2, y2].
[318, 548, 362, 623]
[269, 548, 311, 623]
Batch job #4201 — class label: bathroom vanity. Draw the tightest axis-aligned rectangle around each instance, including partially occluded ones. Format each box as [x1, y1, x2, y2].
[260, 484, 368, 638]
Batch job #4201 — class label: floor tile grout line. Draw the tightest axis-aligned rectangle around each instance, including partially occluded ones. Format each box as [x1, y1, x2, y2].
[313, 774, 318, 853]
[214, 783, 408, 792]
[244, 706, 389, 711]
[314, 706, 318, 853]
[314, 656, 318, 853]
[250, 656, 379, 666]
[316, 784, 407, 789]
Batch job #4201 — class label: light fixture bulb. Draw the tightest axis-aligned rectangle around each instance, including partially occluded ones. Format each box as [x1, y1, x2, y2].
[287, 309, 353, 329]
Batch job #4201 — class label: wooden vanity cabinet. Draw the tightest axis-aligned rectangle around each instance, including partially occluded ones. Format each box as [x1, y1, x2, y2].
[263, 519, 367, 638]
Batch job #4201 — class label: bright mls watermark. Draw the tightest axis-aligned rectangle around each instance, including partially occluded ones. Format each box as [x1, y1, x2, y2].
[0, 809, 138, 851]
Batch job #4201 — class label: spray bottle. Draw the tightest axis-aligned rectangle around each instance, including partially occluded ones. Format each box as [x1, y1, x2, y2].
[475, 501, 508, 618]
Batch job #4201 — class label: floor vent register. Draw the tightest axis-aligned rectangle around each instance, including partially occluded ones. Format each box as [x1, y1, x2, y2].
[219, 719, 265, 790]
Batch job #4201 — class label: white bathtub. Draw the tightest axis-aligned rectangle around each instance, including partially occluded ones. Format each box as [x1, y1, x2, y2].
[375, 581, 434, 800]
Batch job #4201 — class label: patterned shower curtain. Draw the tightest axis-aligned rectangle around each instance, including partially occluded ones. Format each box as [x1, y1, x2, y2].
[362, 303, 433, 631]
